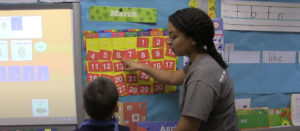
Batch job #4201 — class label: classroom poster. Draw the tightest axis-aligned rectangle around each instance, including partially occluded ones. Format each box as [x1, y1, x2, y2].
[114, 102, 147, 131]
[237, 108, 270, 129]
[268, 108, 291, 127]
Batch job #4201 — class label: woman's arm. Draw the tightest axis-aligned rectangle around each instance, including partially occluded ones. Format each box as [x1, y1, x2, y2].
[121, 58, 185, 85]
[175, 115, 201, 131]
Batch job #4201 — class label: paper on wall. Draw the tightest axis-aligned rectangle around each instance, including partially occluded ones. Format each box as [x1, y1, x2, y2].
[235, 98, 251, 109]
[224, 44, 260, 63]
[262, 51, 296, 63]
[0, 0, 36, 3]
[221, 0, 300, 32]
[291, 94, 300, 126]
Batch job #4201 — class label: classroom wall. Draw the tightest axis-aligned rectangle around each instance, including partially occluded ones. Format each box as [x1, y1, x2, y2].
[81, 0, 300, 122]
[2, 0, 300, 123]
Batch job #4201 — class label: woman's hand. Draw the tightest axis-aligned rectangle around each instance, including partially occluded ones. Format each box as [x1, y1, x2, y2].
[120, 58, 146, 71]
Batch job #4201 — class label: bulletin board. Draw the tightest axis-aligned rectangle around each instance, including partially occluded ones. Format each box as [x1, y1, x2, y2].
[214, 0, 300, 108]
[80, 0, 190, 122]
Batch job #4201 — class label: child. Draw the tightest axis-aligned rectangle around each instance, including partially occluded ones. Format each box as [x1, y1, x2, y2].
[76, 77, 130, 131]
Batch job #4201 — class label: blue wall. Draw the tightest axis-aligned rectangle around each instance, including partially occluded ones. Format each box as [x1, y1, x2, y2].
[215, 0, 300, 108]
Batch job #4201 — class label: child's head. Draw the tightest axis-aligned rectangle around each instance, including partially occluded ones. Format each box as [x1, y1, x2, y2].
[83, 77, 119, 121]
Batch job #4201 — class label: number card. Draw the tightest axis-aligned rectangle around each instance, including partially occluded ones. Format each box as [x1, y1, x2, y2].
[113, 74, 125, 85]
[84, 29, 179, 96]
[87, 73, 99, 83]
[88, 62, 101, 72]
[137, 38, 149, 48]
[139, 85, 151, 95]
[163, 60, 176, 70]
[128, 84, 139, 95]
[113, 62, 125, 72]
[153, 83, 165, 93]
[151, 61, 163, 69]
[117, 83, 127, 96]
[151, 48, 164, 59]
[86, 50, 99, 61]
[152, 37, 164, 48]
[139, 71, 150, 81]
[100, 61, 113, 72]
[124, 49, 137, 59]
[166, 45, 176, 57]
[99, 50, 112, 60]
[126, 73, 138, 83]
[137, 50, 150, 60]
[113, 50, 123, 60]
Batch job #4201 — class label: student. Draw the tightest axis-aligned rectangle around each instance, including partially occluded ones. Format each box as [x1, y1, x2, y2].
[121, 8, 240, 131]
[76, 77, 130, 131]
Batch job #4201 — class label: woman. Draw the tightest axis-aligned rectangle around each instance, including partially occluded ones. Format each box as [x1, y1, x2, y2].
[121, 8, 240, 131]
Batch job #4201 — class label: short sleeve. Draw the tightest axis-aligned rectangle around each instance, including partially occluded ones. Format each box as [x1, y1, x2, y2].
[183, 64, 189, 74]
[181, 81, 216, 122]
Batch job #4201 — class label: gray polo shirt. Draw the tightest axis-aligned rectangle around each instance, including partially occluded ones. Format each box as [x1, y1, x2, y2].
[180, 54, 240, 131]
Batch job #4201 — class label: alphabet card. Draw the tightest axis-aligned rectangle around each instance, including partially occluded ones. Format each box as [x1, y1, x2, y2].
[84, 29, 178, 96]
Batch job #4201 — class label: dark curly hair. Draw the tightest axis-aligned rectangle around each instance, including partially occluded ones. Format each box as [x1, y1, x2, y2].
[83, 77, 119, 120]
[169, 8, 227, 69]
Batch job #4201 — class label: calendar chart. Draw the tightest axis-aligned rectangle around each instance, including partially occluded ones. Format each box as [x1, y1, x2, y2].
[84, 29, 178, 96]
